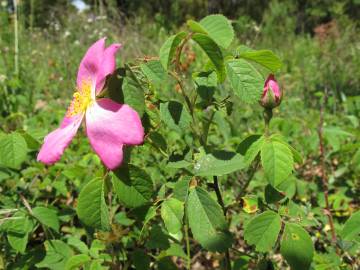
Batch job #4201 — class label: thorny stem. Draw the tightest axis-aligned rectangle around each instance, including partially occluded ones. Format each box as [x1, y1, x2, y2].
[317, 88, 337, 246]
[213, 176, 231, 270]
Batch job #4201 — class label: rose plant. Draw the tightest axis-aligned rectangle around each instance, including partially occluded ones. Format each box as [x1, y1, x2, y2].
[0, 14, 359, 270]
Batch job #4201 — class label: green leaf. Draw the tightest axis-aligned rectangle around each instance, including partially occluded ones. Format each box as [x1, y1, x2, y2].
[141, 60, 167, 87]
[193, 71, 217, 102]
[36, 240, 73, 270]
[65, 254, 91, 270]
[226, 59, 264, 103]
[32, 207, 60, 232]
[191, 33, 225, 82]
[112, 165, 153, 208]
[244, 211, 281, 252]
[243, 135, 265, 166]
[122, 76, 145, 117]
[0, 132, 28, 169]
[161, 198, 184, 234]
[6, 215, 33, 254]
[237, 134, 262, 155]
[271, 134, 303, 164]
[145, 225, 170, 250]
[239, 50, 282, 72]
[67, 237, 89, 254]
[89, 240, 106, 259]
[158, 243, 187, 260]
[313, 252, 341, 270]
[199, 14, 234, 48]
[76, 178, 110, 231]
[341, 211, 360, 241]
[160, 101, 192, 132]
[107, 68, 145, 117]
[159, 32, 186, 69]
[276, 176, 297, 198]
[173, 177, 191, 202]
[261, 139, 294, 187]
[264, 185, 285, 204]
[89, 260, 105, 270]
[186, 20, 207, 34]
[194, 150, 246, 176]
[280, 223, 314, 270]
[187, 187, 233, 252]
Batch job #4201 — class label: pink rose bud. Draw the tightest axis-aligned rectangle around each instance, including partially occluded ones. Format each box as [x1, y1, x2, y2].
[260, 74, 282, 109]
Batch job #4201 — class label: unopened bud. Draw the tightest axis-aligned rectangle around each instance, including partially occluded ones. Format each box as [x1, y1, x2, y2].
[260, 74, 282, 109]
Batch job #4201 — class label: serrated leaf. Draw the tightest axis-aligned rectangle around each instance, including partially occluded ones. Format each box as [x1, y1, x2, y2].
[237, 134, 262, 155]
[194, 150, 246, 176]
[158, 243, 187, 260]
[160, 101, 191, 132]
[244, 211, 281, 252]
[192, 33, 225, 82]
[239, 50, 282, 72]
[146, 225, 170, 250]
[65, 254, 91, 270]
[67, 237, 89, 254]
[122, 76, 145, 117]
[243, 135, 265, 166]
[32, 207, 60, 232]
[173, 177, 191, 202]
[313, 252, 341, 270]
[107, 68, 145, 117]
[36, 240, 73, 270]
[187, 187, 233, 252]
[280, 223, 314, 270]
[226, 59, 264, 103]
[159, 32, 186, 69]
[141, 60, 167, 87]
[89, 260, 105, 270]
[341, 211, 360, 241]
[261, 139, 293, 187]
[271, 134, 303, 164]
[112, 165, 153, 208]
[199, 14, 234, 48]
[76, 178, 110, 231]
[6, 215, 33, 254]
[161, 198, 184, 234]
[0, 132, 28, 169]
[186, 20, 207, 34]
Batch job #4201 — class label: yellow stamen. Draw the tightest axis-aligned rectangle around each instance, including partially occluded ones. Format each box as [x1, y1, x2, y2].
[66, 80, 93, 117]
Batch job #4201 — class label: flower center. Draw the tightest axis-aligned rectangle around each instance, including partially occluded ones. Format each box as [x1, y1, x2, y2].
[66, 80, 93, 117]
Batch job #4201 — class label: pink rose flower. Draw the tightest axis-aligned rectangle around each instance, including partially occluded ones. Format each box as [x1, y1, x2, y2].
[37, 38, 144, 170]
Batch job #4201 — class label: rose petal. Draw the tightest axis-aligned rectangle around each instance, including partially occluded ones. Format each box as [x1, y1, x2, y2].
[77, 38, 121, 96]
[77, 38, 105, 91]
[37, 114, 84, 165]
[96, 43, 121, 93]
[85, 98, 144, 170]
